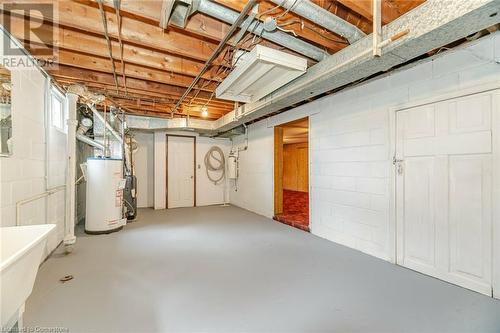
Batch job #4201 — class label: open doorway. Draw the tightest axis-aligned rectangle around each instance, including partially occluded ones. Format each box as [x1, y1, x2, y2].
[274, 117, 309, 231]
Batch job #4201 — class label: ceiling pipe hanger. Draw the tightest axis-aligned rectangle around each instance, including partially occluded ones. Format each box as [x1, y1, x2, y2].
[268, 0, 366, 44]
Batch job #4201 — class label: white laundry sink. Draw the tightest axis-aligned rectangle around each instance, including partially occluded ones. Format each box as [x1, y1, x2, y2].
[0, 224, 56, 330]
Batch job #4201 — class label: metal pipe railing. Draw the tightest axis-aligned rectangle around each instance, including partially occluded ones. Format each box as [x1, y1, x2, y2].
[16, 185, 66, 226]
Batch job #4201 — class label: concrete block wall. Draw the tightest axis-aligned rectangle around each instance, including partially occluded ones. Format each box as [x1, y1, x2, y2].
[0, 31, 67, 257]
[310, 106, 392, 259]
[230, 32, 500, 262]
[133, 131, 154, 208]
[0, 69, 66, 255]
[0, 69, 46, 228]
[229, 124, 274, 218]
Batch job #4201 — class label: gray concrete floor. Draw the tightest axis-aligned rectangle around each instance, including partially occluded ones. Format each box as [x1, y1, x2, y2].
[25, 206, 500, 333]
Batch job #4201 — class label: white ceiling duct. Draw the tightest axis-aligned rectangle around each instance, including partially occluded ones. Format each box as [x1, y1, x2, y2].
[216, 45, 307, 103]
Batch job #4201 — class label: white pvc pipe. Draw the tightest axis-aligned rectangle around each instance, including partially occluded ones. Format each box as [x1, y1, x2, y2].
[64, 93, 78, 247]
[372, 0, 382, 57]
[16, 186, 66, 226]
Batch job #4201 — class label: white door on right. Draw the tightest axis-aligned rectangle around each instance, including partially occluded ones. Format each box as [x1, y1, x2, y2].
[395, 92, 494, 296]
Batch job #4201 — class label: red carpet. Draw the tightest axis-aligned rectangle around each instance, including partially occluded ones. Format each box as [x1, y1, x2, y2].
[274, 190, 309, 232]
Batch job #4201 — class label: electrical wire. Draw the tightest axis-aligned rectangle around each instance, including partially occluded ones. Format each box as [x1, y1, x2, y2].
[276, 0, 300, 19]
[96, 0, 119, 94]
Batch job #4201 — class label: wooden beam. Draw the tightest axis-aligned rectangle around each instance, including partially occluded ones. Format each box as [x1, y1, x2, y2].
[94, 104, 211, 120]
[5, 14, 222, 80]
[337, 0, 374, 22]
[214, 0, 347, 53]
[114, 98, 232, 113]
[311, 0, 371, 33]
[110, 100, 225, 118]
[98, 0, 231, 42]
[337, 0, 425, 25]
[50, 66, 234, 111]
[98, 0, 344, 54]
[1, 0, 221, 63]
[54, 77, 233, 112]
[107, 98, 224, 119]
[49, 65, 223, 101]
[84, 0, 316, 63]
[41, 48, 219, 91]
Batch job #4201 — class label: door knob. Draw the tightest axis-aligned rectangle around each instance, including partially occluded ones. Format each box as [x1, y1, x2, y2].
[393, 156, 404, 175]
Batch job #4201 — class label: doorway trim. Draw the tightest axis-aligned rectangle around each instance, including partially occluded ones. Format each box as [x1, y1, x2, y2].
[274, 126, 284, 216]
[165, 134, 196, 208]
[273, 116, 310, 230]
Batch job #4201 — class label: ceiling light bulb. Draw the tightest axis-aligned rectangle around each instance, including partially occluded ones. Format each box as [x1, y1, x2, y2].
[201, 106, 208, 118]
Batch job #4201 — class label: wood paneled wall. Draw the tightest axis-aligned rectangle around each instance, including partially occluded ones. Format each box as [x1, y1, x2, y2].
[283, 142, 308, 192]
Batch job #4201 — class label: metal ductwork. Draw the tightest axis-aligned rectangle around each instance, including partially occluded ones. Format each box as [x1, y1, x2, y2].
[127, 1, 500, 137]
[187, 0, 328, 61]
[269, 0, 365, 44]
[76, 134, 105, 151]
[214, 0, 500, 133]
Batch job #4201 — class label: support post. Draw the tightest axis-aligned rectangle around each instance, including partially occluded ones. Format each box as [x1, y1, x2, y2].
[64, 93, 78, 248]
[373, 0, 382, 57]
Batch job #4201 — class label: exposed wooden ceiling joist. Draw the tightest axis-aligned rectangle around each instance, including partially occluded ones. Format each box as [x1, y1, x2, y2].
[214, 0, 348, 52]
[336, 0, 425, 25]
[5, 14, 223, 81]
[0, 0, 427, 121]
[50, 65, 234, 109]
[1, 0, 223, 63]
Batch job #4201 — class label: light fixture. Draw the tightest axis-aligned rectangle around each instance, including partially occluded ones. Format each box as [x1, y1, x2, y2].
[201, 106, 208, 118]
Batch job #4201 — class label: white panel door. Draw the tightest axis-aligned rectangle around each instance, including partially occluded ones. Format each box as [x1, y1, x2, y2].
[167, 136, 195, 208]
[396, 93, 493, 295]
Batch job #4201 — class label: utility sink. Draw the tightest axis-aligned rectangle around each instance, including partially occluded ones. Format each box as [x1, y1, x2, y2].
[1, 224, 56, 330]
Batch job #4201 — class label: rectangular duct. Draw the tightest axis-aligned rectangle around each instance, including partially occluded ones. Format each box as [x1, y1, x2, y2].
[216, 45, 307, 103]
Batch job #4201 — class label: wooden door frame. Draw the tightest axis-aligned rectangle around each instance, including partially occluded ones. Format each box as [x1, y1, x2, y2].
[166, 134, 196, 208]
[274, 116, 310, 218]
[274, 126, 284, 216]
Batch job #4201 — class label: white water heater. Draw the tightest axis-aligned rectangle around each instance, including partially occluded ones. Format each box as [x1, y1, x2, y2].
[85, 158, 126, 234]
[228, 150, 238, 179]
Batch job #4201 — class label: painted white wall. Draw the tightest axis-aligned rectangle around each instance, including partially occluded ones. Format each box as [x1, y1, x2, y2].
[229, 33, 500, 295]
[133, 131, 154, 208]
[0, 31, 67, 258]
[230, 124, 275, 218]
[196, 136, 230, 206]
[153, 131, 230, 209]
[153, 131, 166, 209]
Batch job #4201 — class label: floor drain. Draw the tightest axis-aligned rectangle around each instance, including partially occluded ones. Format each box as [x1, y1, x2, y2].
[59, 275, 74, 283]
